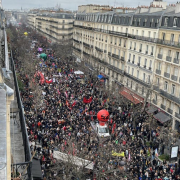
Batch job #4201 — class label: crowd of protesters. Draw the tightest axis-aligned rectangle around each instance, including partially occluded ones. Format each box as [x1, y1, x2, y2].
[14, 38, 180, 180]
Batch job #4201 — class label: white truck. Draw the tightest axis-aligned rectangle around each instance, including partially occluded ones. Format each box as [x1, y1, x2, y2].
[90, 121, 110, 139]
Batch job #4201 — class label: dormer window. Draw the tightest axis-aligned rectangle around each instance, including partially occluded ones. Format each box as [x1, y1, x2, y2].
[143, 18, 147, 27]
[164, 17, 169, 26]
[173, 17, 178, 27]
[137, 18, 140, 26]
[150, 18, 154, 27]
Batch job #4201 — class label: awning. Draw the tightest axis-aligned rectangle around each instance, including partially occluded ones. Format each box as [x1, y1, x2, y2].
[146, 106, 158, 114]
[153, 112, 171, 124]
[120, 88, 144, 105]
[32, 157, 43, 179]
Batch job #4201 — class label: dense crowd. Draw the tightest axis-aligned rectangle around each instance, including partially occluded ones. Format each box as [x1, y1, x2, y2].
[15, 41, 180, 180]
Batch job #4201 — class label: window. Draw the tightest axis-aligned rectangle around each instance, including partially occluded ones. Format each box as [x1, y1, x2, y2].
[129, 53, 131, 60]
[148, 31, 151, 38]
[119, 39, 121, 46]
[173, 17, 178, 27]
[132, 68, 134, 76]
[168, 50, 171, 57]
[132, 29, 134, 34]
[143, 19, 147, 26]
[142, 30, 144, 36]
[118, 50, 121, 56]
[149, 60, 152, 68]
[174, 67, 178, 76]
[130, 81, 133, 88]
[128, 66, 130, 74]
[115, 38, 117, 45]
[137, 70, 139, 78]
[130, 41, 132, 49]
[134, 42, 136, 50]
[151, 46, 154, 55]
[175, 52, 179, 59]
[146, 45, 148, 53]
[166, 66, 170, 74]
[164, 17, 169, 26]
[157, 62, 161, 70]
[164, 81, 168, 91]
[140, 44, 142, 52]
[178, 35, 180, 44]
[117, 61, 119, 68]
[133, 55, 135, 62]
[154, 32, 156, 38]
[144, 59, 147, 66]
[171, 84, 175, 95]
[143, 73, 146, 81]
[124, 40, 126, 47]
[157, 78, 160, 85]
[162, 33, 165, 41]
[142, 87, 144, 95]
[170, 102, 174, 110]
[159, 48, 163, 54]
[109, 58, 111, 64]
[63, 20, 65, 23]
[135, 84, 138, 91]
[163, 98, 167, 106]
[148, 75, 150, 83]
[170, 34, 174, 44]
[138, 56, 141, 64]
[136, 30, 138, 35]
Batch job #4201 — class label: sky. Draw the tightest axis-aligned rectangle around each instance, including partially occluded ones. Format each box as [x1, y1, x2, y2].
[2, 0, 166, 10]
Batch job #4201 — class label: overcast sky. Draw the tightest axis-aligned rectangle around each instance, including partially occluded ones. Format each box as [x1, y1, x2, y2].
[3, 0, 165, 10]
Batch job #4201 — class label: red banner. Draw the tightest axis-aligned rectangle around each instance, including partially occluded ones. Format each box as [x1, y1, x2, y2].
[83, 97, 92, 104]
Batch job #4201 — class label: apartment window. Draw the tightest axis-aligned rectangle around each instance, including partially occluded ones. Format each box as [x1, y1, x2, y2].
[171, 84, 175, 95]
[115, 38, 117, 45]
[139, 44, 142, 52]
[133, 55, 135, 62]
[178, 35, 180, 44]
[142, 30, 144, 36]
[164, 81, 168, 91]
[118, 50, 121, 56]
[128, 66, 130, 74]
[137, 70, 139, 78]
[164, 17, 169, 26]
[144, 59, 147, 66]
[149, 60, 152, 68]
[63, 20, 65, 23]
[130, 81, 133, 88]
[123, 51, 125, 58]
[127, 79, 129, 86]
[143, 18, 147, 26]
[109, 58, 111, 64]
[166, 66, 170, 74]
[174, 67, 178, 76]
[155, 94, 157, 101]
[162, 33, 165, 41]
[175, 52, 179, 59]
[136, 30, 138, 35]
[135, 84, 138, 91]
[142, 87, 144, 95]
[148, 75, 150, 83]
[159, 48, 163, 54]
[124, 40, 126, 47]
[153, 32, 156, 38]
[113, 60, 115, 66]
[168, 50, 171, 57]
[157, 77, 160, 85]
[62, 25, 64, 29]
[114, 48, 116, 54]
[170, 34, 174, 44]
[146, 45, 148, 53]
[138, 56, 141, 64]
[132, 29, 134, 34]
[163, 98, 167, 106]
[132, 68, 134, 76]
[130, 41, 132, 49]
[117, 61, 119, 68]
[148, 31, 151, 38]
[110, 36, 113, 44]
[170, 102, 174, 110]
[134, 42, 136, 50]
[173, 17, 178, 27]
[143, 73, 146, 81]
[129, 53, 131, 60]
[119, 39, 121, 46]
[157, 62, 161, 70]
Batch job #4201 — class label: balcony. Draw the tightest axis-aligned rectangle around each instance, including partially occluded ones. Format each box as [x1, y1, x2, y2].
[153, 99, 157, 104]
[128, 34, 157, 43]
[167, 108, 173, 114]
[109, 31, 127, 37]
[107, 64, 124, 75]
[166, 56, 172, 62]
[156, 69, 161, 75]
[83, 42, 90, 48]
[73, 47, 81, 53]
[73, 39, 80, 43]
[159, 90, 180, 105]
[175, 112, 180, 119]
[171, 75, 178, 81]
[173, 58, 179, 64]
[124, 72, 151, 87]
[157, 39, 180, 48]
[120, 57, 125, 61]
[161, 104, 166, 110]
[164, 72, 170, 78]
[153, 85, 159, 92]
[112, 54, 120, 59]
[157, 54, 162, 59]
[95, 46, 103, 53]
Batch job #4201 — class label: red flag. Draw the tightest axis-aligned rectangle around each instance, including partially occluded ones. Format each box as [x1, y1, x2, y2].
[83, 96, 92, 104]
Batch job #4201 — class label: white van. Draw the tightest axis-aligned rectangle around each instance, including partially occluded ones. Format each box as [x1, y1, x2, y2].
[90, 121, 110, 139]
